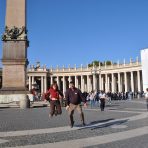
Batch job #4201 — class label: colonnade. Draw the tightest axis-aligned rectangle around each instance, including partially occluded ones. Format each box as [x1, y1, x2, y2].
[49, 70, 142, 93]
[0, 61, 143, 94]
[0, 69, 143, 94]
[28, 76, 47, 94]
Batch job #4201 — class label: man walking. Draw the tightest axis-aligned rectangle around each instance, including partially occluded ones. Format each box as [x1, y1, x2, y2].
[65, 81, 87, 128]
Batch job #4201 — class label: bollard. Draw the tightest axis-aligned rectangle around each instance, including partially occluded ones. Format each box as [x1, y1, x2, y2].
[20, 94, 30, 109]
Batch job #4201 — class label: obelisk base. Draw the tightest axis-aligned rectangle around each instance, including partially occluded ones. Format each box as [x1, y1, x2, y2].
[0, 94, 30, 109]
[0, 89, 32, 109]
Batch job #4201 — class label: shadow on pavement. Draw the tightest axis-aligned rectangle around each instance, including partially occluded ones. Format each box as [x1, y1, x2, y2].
[77, 119, 128, 130]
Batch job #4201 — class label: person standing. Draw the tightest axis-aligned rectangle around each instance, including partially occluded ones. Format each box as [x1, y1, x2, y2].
[65, 81, 87, 128]
[47, 82, 63, 118]
[89, 91, 95, 108]
[145, 88, 148, 111]
[106, 91, 112, 104]
[99, 91, 106, 111]
[30, 86, 36, 101]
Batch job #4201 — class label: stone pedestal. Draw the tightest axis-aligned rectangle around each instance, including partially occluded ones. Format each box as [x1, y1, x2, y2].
[0, 94, 25, 103]
[1, 41, 28, 91]
[0, 0, 29, 108]
[0, 94, 30, 109]
[19, 94, 30, 109]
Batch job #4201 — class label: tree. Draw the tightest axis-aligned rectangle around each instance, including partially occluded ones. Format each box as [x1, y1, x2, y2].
[88, 60, 103, 67]
[88, 60, 112, 67]
[106, 61, 112, 65]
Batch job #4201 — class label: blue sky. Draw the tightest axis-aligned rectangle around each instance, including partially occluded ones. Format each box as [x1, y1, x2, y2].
[0, 0, 148, 68]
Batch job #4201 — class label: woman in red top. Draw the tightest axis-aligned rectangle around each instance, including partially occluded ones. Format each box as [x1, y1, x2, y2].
[47, 82, 63, 118]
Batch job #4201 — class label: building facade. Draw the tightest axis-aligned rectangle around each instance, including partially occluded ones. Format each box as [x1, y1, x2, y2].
[0, 58, 143, 94]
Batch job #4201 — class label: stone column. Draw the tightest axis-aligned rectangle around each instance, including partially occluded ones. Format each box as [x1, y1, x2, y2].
[131, 71, 134, 92]
[88, 75, 92, 92]
[118, 73, 121, 92]
[57, 76, 60, 88]
[84, 82, 87, 92]
[105, 74, 108, 92]
[81, 75, 84, 92]
[69, 76, 72, 83]
[112, 73, 115, 93]
[101, 76, 104, 91]
[124, 72, 127, 92]
[29, 76, 31, 91]
[99, 74, 102, 91]
[127, 73, 130, 92]
[93, 74, 97, 91]
[120, 74, 123, 92]
[107, 75, 110, 91]
[31, 76, 34, 88]
[41, 76, 44, 94]
[114, 74, 117, 92]
[50, 76, 53, 85]
[137, 71, 141, 92]
[63, 76, 66, 94]
[44, 76, 47, 92]
[78, 77, 81, 90]
[75, 76, 78, 88]
[87, 75, 90, 92]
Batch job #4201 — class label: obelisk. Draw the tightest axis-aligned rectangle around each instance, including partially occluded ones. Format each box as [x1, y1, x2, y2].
[0, 0, 29, 105]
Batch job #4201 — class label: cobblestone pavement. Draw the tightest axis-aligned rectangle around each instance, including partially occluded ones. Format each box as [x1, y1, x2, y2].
[0, 99, 147, 148]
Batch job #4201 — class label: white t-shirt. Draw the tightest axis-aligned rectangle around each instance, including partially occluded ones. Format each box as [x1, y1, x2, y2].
[89, 93, 95, 100]
[99, 93, 106, 99]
